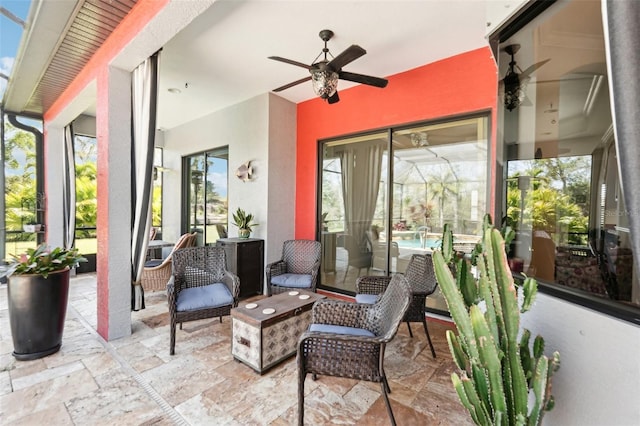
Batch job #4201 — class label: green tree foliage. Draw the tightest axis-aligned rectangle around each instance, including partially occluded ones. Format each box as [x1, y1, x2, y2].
[507, 156, 590, 244]
[4, 122, 37, 239]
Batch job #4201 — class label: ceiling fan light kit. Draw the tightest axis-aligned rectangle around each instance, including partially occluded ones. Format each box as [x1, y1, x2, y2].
[311, 68, 339, 99]
[502, 44, 550, 112]
[503, 44, 525, 111]
[269, 29, 388, 104]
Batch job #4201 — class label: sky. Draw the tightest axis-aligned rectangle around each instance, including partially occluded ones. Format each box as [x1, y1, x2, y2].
[0, 0, 31, 97]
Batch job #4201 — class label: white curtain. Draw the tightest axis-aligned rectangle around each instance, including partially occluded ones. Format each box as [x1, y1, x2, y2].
[340, 142, 384, 251]
[62, 123, 76, 250]
[603, 1, 640, 273]
[131, 51, 160, 311]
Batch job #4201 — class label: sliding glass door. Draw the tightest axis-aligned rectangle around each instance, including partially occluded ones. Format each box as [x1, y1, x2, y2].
[320, 131, 389, 293]
[318, 115, 489, 313]
[183, 147, 228, 245]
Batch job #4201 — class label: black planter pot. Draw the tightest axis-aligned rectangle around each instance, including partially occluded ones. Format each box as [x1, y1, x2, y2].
[7, 268, 70, 360]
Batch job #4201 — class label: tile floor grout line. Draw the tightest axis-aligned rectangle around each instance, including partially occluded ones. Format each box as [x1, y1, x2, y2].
[68, 303, 188, 426]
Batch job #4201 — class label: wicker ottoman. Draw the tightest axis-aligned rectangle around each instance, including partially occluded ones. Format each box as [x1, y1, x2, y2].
[231, 290, 325, 374]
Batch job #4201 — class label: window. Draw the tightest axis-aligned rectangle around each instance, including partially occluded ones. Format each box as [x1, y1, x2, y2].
[183, 147, 228, 245]
[74, 135, 97, 257]
[2, 116, 43, 258]
[318, 115, 490, 314]
[495, 0, 639, 316]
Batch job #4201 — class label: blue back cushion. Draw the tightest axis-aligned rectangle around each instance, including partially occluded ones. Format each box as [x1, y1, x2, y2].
[355, 294, 379, 304]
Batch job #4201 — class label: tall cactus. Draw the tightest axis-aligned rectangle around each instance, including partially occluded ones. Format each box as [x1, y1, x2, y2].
[433, 217, 560, 426]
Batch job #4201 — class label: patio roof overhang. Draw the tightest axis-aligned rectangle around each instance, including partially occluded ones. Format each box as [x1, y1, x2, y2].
[2, 0, 137, 117]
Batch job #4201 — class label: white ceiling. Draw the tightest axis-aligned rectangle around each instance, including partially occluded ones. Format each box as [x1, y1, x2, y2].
[157, 0, 491, 130]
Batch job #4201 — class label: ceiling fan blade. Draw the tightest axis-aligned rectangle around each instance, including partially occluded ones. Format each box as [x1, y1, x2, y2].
[273, 76, 312, 92]
[328, 45, 366, 70]
[327, 91, 340, 104]
[268, 56, 312, 70]
[339, 71, 388, 88]
[520, 58, 550, 79]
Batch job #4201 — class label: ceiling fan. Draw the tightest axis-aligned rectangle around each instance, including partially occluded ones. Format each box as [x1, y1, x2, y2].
[502, 44, 550, 111]
[268, 29, 388, 104]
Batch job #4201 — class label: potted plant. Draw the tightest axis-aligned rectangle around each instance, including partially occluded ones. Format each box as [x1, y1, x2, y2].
[6, 244, 87, 360]
[232, 207, 258, 238]
[432, 216, 560, 425]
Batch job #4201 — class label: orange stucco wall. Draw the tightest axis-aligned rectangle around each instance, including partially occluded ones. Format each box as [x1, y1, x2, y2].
[295, 47, 498, 239]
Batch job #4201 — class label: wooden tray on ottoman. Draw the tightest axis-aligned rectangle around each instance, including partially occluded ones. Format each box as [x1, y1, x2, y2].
[231, 290, 325, 374]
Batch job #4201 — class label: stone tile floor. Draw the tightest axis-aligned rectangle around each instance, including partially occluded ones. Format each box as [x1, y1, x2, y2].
[0, 273, 473, 425]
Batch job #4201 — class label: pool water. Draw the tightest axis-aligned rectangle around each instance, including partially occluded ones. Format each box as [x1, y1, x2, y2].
[397, 238, 441, 249]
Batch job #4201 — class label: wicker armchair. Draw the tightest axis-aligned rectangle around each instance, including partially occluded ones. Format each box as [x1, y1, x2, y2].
[140, 232, 197, 292]
[355, 253, 438, 358]
[297, 274, 411, 426]
[266, 240, 321, 296]
[168, 246, 239, 355]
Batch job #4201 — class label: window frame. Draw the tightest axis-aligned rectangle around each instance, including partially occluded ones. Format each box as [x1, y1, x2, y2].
[491, 0, 640, 325]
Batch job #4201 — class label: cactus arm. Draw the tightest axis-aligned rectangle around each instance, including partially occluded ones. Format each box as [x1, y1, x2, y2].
[453, 372, 491, 426]
[471, 362, 491, 415]
[488, 229, 529, 420]
[521, 276, 538, 313]
[519, 329, 533, 385]
[433, 251, 480, 360]
[527, 356, 550, 426]
[533, 335, 545, 359]
[447, 330, 468, 371]
[458, 257, 480, 307]
[442, 224, 455, 263]
[476, 256, 500, 346]
[470, 305, 507, 418]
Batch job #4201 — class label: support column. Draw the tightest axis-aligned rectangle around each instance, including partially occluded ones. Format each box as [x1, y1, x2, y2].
[96, 65, 132, 340]
[44, 125, 64, 247]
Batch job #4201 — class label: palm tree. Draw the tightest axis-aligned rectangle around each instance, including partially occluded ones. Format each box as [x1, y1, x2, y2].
[428, 171, 459, 229]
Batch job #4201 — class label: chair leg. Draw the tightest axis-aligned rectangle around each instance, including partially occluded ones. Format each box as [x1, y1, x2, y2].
[219, 316, 222, 323]
[406, 321, 413, 337]
[382, 373, 391, 394]
[298, 371, 306, 426]
[380, 381, 397, 426]
[170, 320, 176, 356]
[423, 318, 436, 359]
[179, 322, 183, 330]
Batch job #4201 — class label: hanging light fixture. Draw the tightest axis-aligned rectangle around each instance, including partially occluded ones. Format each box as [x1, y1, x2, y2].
[410, 132, 429, 148]
[503, 44, 525, 112]
[502, 44, 550, 112]
[311, 66, 339, 99]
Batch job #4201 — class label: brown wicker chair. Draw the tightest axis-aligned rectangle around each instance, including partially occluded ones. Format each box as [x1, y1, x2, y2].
[168, 245, 239, 355]
[140, 232, 197, 292]
[355, 253, 438, 358]
[297, 274, 411, 426]
[266, 240, 321, 295]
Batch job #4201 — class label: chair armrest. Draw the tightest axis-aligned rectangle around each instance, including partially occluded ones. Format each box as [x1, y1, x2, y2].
[167, 275, 177, 313]
[222, 270, 240, 304]
[356, 275, 391, 295]
[311, 299, 371, 329]
[266, 260, 286, 277]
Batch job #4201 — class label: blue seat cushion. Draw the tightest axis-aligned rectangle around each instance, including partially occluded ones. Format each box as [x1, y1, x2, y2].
[271, 273, 312, 288]
[355, 294, 379, 304]
[309, 323, 375, 337]
[144, 259, 163, 268]
[176, 283, 233, 312]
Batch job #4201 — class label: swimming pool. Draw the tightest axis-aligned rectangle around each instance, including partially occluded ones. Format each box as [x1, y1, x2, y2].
[397, 238, 441, 249]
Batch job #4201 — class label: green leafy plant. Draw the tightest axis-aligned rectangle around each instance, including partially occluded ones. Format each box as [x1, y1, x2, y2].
[231, 208, 258, 231]
[8, 244, 87, 278]
[432, 216, 560, 426]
